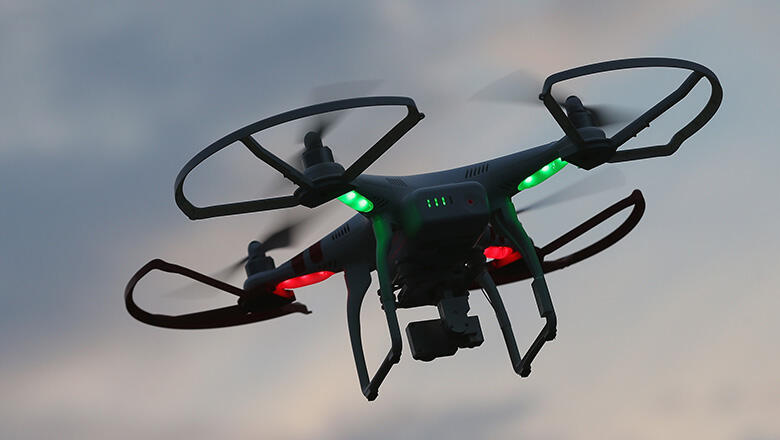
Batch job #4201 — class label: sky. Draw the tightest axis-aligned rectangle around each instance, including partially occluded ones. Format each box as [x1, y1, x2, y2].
[1, 1, 779, 439]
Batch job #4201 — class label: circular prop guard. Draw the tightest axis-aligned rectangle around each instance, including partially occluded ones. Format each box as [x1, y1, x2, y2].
[482, 189, 646, 287]
[174, 96, 424, 220]
[125, 259, 310, 330]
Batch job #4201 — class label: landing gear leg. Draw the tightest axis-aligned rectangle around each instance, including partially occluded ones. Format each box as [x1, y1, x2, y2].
[489, 199, 557, 377]
[344, 217, 402, 401]
[475, 269, 524, 374]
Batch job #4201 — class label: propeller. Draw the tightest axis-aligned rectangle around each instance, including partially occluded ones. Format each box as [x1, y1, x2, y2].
[473, 70, 639, 128]
[583, 104, 639, 128]
[515, 167, 626, 214]
[165, 215, 309, 298]
[212, 217, 305, 280]
[301, 80, 383, 140]
[281, 80, 384, 171]
[473, 70, 548, 105]
[264, 80, 385, 197]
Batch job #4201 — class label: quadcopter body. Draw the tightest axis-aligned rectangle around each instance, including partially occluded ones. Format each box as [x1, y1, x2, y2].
[126, 58, 722, 400]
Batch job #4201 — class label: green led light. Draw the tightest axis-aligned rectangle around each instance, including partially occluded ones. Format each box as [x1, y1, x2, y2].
[338, 190, 374, 213]
[517, 158, 568, 192]
[426, 196, 451, 208]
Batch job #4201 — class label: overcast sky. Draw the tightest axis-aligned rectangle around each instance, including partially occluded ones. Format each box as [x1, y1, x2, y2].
[2, 1, 779, 439]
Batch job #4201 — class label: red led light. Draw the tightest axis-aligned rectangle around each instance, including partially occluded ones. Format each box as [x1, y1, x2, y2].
[484, 246, 514, 260]
[276, 271, 335, 290]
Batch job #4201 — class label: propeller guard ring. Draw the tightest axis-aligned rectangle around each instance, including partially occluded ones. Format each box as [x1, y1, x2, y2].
[540, 57, 723, 163]
[124, 259, 309, 330]
[483, 189, 646, 287]
[174, 96, 424, 220]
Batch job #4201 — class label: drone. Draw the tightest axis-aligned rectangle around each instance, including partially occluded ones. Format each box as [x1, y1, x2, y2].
[125, 58, 721, 401]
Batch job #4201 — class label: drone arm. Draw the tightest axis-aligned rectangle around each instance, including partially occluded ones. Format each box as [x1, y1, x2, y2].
[490, 199, 557, 376]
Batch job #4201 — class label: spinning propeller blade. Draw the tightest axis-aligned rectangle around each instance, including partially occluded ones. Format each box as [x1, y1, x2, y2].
[585, 105, 640, 128]
[256, 216, 308, 253]
[283, 80, 384, 170]
[302, 80, 383, 139]
[473, 70, 639, 128]
[473, 70, 560, 104]
[166, 215, 310, 298]
[515, 167, 626, 214]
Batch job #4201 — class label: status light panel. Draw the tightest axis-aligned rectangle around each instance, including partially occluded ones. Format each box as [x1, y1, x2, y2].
[426, 196, 451, 208]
